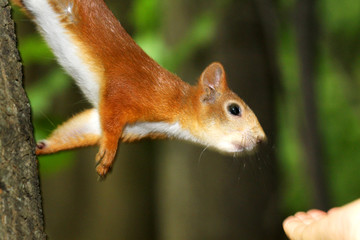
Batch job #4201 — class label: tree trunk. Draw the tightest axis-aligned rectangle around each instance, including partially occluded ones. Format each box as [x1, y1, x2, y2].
[0, 1, 46, 239]
[294, 0, 329, 210]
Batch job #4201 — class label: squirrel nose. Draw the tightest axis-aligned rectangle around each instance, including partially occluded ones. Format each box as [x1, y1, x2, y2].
[256, 132, 267, 144]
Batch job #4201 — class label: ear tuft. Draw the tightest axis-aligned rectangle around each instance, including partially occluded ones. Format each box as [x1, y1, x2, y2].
[199, 62, 227, 103]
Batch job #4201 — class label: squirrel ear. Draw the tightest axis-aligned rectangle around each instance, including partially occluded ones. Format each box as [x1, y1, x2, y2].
[198, 62, 227, 103]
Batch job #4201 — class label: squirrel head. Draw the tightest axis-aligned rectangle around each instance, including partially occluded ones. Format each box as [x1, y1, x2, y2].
[185, 62, 266, 154]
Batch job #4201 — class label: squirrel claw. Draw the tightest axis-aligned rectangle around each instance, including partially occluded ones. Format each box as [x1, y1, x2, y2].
[35, 140, 47, 155]
[96, 164, 111, 179]
[36, 141, 46, 150]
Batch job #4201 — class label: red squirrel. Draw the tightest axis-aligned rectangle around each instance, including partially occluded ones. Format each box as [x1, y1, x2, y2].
[13, 0, 266, 177]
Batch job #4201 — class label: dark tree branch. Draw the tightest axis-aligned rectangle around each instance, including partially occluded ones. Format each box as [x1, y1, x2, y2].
[0, 0, 46, 238]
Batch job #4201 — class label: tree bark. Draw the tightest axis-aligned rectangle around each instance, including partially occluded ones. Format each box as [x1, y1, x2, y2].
[0, 0, 46, 239]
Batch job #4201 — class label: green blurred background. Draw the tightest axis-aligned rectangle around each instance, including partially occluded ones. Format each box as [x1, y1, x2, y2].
[11, 0, 360, 239]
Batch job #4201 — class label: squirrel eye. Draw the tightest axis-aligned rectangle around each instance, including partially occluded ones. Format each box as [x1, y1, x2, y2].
[227, 103, 241, 116]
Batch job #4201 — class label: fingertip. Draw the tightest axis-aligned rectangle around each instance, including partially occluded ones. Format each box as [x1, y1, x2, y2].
[283, 215, 304, 239]
[294, 211, 309, 221]
[307, 209, 327, 220]
[283, 215, 295, 227]
[294, 211, 325, 225]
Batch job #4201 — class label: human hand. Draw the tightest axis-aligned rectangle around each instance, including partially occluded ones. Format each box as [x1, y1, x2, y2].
[283, 199, 360, 240]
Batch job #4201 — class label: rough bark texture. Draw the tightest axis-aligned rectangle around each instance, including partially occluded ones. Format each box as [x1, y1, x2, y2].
[0, 0, 46, 239]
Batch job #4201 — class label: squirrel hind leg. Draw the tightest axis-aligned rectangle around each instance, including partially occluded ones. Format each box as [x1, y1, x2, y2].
[36, 108, 101, 155]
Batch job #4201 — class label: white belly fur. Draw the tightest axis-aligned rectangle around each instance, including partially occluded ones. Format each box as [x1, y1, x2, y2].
[24, 0, 101, 106]
[123, 121, 198, 142]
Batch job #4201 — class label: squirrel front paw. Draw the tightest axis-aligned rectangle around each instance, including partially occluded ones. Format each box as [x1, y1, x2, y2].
[95, 146, 116, 178]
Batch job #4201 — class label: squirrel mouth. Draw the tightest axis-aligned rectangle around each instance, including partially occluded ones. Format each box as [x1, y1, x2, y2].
[232, 141, 258, 153]
[232, 131, 266, 153]
[232, 143, 246, 153]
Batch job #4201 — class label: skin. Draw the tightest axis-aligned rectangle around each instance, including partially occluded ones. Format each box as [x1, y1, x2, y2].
[283, 198, 360, 240]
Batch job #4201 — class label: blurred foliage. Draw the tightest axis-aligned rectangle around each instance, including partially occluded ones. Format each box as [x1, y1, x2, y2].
[278, 0, 360, 212]
[12, 0, 360, 215]
[131, 0, 216, 71]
